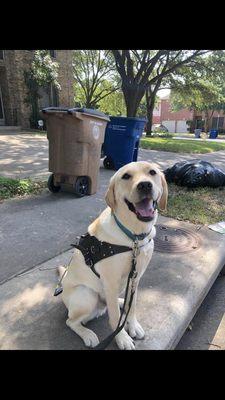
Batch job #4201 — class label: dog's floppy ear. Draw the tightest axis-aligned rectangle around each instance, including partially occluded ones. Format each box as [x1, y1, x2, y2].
[105, 175, 116, 211]
[158, 172, 168, 211]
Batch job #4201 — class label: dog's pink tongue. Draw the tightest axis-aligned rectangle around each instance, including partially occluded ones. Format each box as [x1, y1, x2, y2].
[135, 198, 154, 217]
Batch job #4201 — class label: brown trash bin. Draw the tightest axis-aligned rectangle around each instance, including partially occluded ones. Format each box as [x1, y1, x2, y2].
[41, 107, 110, 196]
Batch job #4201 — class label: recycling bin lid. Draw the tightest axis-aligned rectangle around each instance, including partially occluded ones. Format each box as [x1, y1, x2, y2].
[68, 107, 109, 121]
[41, 107, 69, 113]
[109, 115, 147, 122]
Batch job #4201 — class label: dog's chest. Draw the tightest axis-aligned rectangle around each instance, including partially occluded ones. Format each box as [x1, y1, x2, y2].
[118, 240, 154, 291]
[136, 241, 154, 274]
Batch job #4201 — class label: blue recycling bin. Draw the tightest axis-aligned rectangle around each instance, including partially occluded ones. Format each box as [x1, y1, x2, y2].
[209, 129, 218, 139]
[103, 116, 146, 170]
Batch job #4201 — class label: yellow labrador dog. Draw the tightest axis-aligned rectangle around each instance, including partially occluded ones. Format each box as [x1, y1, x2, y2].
[59, 161, 168, 350]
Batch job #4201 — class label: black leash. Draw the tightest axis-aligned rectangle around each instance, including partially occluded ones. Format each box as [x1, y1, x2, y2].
[53, 214, 154, 349]
[93, 240, 139, 350]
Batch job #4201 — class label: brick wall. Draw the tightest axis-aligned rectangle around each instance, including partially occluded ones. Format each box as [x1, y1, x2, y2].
[161, 99, 194, 122]
[0, 50, 75, 128]
[152, 101, 161, 124]
[0, 50, 32, 127]
[55, 50, 74, 107]
[14, 50, 34, 127]
[152, 115, 161, 124]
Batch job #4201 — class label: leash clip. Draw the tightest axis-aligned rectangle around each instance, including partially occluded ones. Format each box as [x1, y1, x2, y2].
[54, 285, 63, 296]
[133, 239, 140, 258]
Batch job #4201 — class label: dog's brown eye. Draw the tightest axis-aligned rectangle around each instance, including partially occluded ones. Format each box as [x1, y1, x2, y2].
[149, 169, 156, 176]
[122, 173, 131, 180]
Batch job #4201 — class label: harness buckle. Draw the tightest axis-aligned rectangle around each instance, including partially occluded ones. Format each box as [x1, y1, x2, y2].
[73, 236, 81, 246]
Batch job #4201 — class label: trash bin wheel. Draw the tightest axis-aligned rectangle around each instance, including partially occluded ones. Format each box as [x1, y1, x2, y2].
[74, 176, 89, 197]
[103, 156, 114, 169]
[47, 174, 61, 193]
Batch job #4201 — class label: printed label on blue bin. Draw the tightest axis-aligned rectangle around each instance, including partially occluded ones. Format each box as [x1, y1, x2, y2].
[108, 124, 127, 131]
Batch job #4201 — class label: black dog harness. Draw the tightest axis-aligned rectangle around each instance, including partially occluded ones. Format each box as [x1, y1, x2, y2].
[71, 233, 132, 278]
[53, 213, 154, 350]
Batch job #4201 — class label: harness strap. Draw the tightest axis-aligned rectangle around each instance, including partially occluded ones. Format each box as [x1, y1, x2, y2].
[71, 233, 132, 278]
[54, 234, 151, 296]
[54, 226, 153, 350]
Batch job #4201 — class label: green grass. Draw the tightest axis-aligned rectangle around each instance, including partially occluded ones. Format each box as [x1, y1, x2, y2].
[140, 137, 225, 153]
[0, 177, 224, 226]
[162, 183, 225, 225]
[0, 176, 47, 200]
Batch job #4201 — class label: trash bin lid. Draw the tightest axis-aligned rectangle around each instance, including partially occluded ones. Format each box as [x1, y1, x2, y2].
[68, 107, 110, 121]
[42, 106, 110, 121]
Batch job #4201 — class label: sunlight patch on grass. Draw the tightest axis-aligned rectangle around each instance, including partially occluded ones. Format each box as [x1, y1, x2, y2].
[140, 137, 225, 154]
[162, 184, 225, 225]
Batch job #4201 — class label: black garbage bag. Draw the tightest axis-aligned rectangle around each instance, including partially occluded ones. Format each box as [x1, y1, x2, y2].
[164, 160, 225, 188]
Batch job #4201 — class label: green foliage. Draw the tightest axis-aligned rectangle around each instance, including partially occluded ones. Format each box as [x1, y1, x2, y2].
[73, 50, 120, 109]
[112, 50, 210, 117]
[98, 88, 126, 116]
[24, 50, 60, 128]
[31, 50, 60, 90]
[171, 79, 225, 113]
[132, 95, 160, 119]
[151, 132, 173, 138]
[0, 177, 46, 200]
[168, 52, 225, 132]
[169, 52, 225, 113]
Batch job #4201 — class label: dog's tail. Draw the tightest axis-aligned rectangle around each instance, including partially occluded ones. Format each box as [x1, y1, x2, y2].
[57, 265, 66, 279]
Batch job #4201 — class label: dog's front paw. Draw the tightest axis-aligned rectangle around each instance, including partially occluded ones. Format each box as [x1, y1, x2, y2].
[115, 329, 135, 350]
[126, 319, 145, 339]
[82, 329, 100, 348]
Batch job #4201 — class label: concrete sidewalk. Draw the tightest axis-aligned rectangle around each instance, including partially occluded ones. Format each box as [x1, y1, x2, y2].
[1, 134, 224, 285]
[173, 136, 225, 143]
[0, 167, 113, 284]
[1, 133, 225, 180]
[1, 133, 225, 349]
[0, 134, 49, 179]
[1, 216, 225, 350]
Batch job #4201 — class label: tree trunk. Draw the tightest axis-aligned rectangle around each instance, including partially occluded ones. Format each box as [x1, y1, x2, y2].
[145, 81, 162, 136]
[204, 110, 210, 133]
[123, 85, 145, 117]
[204, 118, 208, 133]
[146, 92, 155, 136]
[125, 99, 138, 117]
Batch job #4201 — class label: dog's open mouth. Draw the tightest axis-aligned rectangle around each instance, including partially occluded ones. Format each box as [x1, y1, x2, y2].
[125, 198, 157, 222]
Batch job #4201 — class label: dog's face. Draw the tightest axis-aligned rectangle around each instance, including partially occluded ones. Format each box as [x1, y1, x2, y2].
[105, 161, 168, 223]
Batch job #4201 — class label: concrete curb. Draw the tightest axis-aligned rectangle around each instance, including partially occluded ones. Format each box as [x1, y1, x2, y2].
[1, 216, 225, 350]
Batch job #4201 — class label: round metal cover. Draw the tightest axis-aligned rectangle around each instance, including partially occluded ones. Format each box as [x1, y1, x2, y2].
[154, 224, 201, 253]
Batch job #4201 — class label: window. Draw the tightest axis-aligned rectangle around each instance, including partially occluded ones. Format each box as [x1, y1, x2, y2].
[212, 116, 224, 130]
[0, 50, 4, 60]
[0, 86, 5, 123]
[51, 85, 59, 107]
[195, 118, 203, 129]
[218, 117, 224, 129]
[49, 50, 56, 58]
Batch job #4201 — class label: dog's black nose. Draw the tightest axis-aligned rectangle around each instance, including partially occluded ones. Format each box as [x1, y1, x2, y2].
[137, 181, 152, 194]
